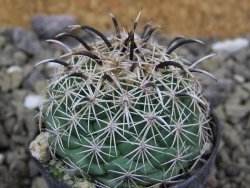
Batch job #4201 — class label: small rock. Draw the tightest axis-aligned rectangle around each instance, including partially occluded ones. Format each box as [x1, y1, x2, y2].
[30, 14, 77, 39]
[233, 64, 250, 80]
[0, 52, 14, 67]
[0, 35, 7, 48]
[225, 102, 250, 119]
[233, 74, 245, 83]
[13, 51, 28, 65]
[244, 174, 250, 185]
[0, 166, 9, 188]
[31, 177, 48, 188]
[22, 70, 46, 92]
[11, 28, 41, 55]
[24, 95, 42, 109]
[3, 116, 16, 136]
[223, 123, 243, 151]
[6, 66, 23, 89]
[226, 86, 249, 105]
[0, 153, 4, 165]
[242, 82, 250, 92]
[0, 124, 9, 150]
[0, 71, 11, 92]
[204, 78, 234, 107]
[212, 38, 249, 53]
[9, 159, 28, 177]
[6, 147, 27, 165]
[225, 165, 241, 177]
[214, 105, 226, 120]
[29, 132, 50, 162]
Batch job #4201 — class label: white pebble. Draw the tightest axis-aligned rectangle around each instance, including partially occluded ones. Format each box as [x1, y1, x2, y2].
[29, 132, 50, 162]
[212, 38, 249, 53]
[6, 66, 22, 74]
[234, 74, 245, 83]
[24, 95, 42, 109]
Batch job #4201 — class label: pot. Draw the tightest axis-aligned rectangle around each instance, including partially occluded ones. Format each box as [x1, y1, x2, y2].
[31, 112, 221, 188]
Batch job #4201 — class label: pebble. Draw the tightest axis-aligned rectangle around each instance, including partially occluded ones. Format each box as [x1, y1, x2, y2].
[0, 166, 9, 188]
[30, 14, 77, 39]
[0, 124, 9, 150]
[225, 103, 250, 119]
[31, 177, 48, 188]
[11, 28, 41, 55]
[13, 51, 28, 65]
[242, 82, 250, 92]
[6, 66, 24, 89]
[3, 116, 16, 136]
[211, 38, 249, 53]
[0, 153, 4, 165]
[224, 165, 241, 177]
[24, 95, 42, 109]
[22, 70, 46, 92]
[0, 35, 6, 48]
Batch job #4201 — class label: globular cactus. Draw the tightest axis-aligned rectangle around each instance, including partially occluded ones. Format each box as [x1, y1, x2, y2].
[37, 11, 215, 187]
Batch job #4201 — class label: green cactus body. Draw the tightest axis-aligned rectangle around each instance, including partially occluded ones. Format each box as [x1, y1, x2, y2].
[38, 11, 214, 187]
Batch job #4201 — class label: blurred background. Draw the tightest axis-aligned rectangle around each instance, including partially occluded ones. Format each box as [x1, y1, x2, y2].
[1, 0, 250, 38]
[0, 1, 250, 188]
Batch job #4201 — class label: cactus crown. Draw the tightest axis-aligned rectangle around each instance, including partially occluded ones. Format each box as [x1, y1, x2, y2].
[38, 11, 215, 187]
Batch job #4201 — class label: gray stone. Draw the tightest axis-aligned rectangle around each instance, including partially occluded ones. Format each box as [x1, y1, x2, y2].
[6, 147, 27, 165]
[31, 177, 48, 188]
[7, 66, 24, 89]
[225, 165, 241, 177]
[11, 28, 41, 55]
[0, 124, 9, 150]
[24, 110, 38, 140]
[0, 153, 4, 165]
[3, 116, 16, 136]
[0, 52, 14, 67]
[0, 70, 11, 91]
[225, 102, 250, 119]
[233, 64, 250, 80]
[214, 105, 226, 120]
[30, 14, 77, 39]
[0, 166, 10, 188]
[0, 35, 7, 48]
[13, 51, 28, 65]
[204, 78, 234, 107]
[223, 123, 243, 151]
[242, 82, 250, 92]
[22, 70, 46, 92]
[3, 43, 15, 53]
[9, 159, 28, 177]
[226, 86, 249, 105]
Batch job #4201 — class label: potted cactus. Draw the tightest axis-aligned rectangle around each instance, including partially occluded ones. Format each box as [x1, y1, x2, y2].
[29, 11, 221, 188]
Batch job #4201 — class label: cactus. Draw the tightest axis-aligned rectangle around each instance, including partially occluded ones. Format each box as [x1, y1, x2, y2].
[37, 11, 215, 187]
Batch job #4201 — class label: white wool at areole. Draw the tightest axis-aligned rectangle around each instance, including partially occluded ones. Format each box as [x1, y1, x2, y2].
[212, 38, 249, 53]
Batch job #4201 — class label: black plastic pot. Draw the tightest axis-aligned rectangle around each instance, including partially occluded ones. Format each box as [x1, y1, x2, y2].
[31, 113, 221, 188]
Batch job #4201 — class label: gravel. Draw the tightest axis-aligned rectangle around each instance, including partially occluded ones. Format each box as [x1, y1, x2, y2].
[30, 14, 77, 39]
[0, 17, 250, 188]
